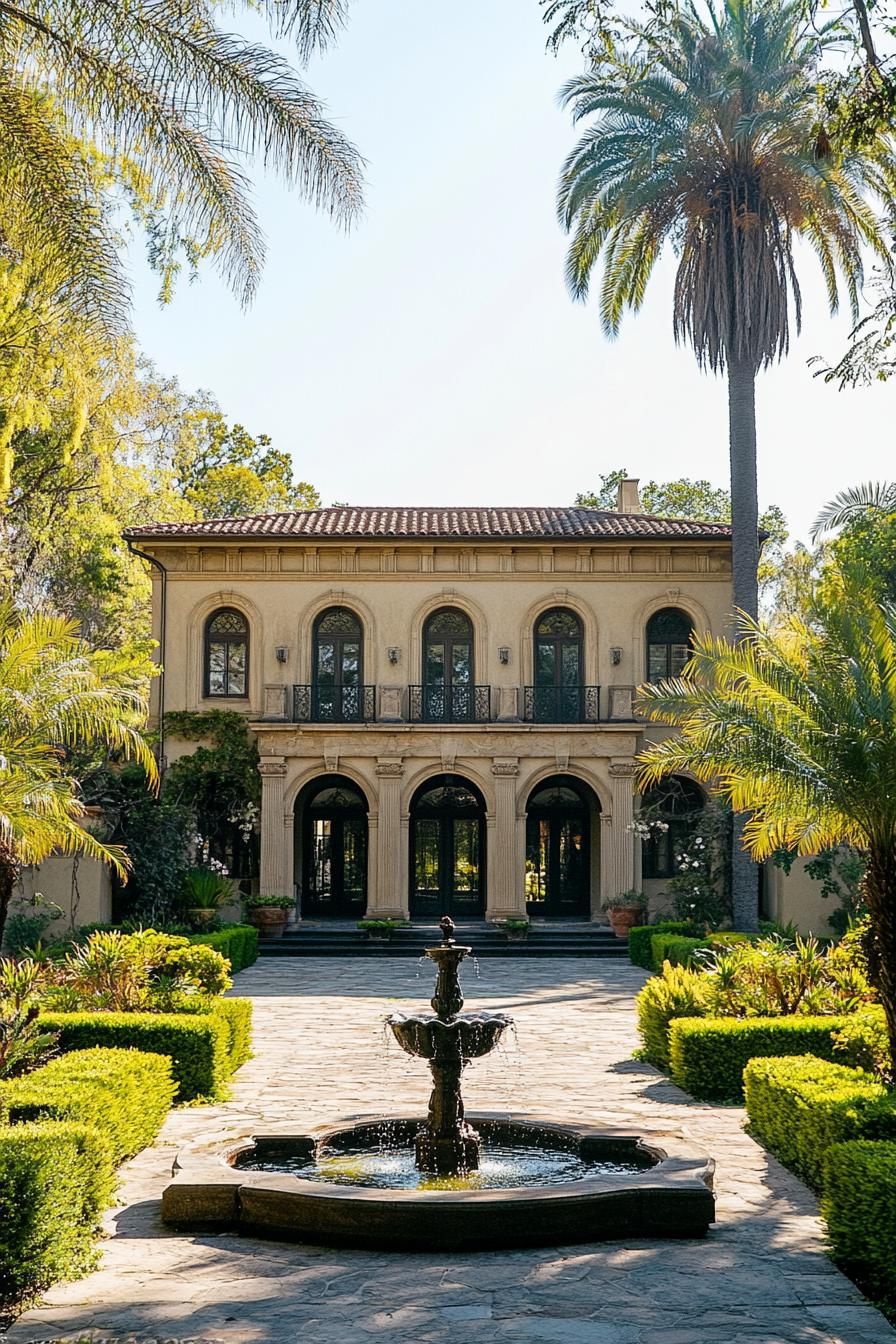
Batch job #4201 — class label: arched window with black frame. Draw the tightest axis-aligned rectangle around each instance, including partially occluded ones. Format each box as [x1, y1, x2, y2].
[640, 776, 705, 880]
[204, 608, 249, 698]
[297, 775, 368, 917]
[646, 607, 694, 683]
[409, 775, 485, 917]
[532, 607, 584, 723]
[420, 608, 474, 722]
[312, 607, 365, 722]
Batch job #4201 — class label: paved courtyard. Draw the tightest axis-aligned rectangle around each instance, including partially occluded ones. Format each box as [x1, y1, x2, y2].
[4, 956, 895, 1344]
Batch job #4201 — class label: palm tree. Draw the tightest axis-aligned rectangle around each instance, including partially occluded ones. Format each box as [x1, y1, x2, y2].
[634, 575, 896, 1074]
[557, 0, 896, 928]
[812, 481, 896, 539]
[0, 603, 157, 942]
[0, 1, 363, 334]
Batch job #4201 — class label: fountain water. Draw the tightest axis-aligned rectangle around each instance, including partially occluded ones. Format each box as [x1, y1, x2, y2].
[162, 918, 716, 1248]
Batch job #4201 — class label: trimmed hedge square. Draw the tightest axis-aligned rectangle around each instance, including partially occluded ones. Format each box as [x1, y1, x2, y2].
[823, 1140, 896, 1303]
[0, 1120, 113, 1307]
[668, 1015, 853, 1101]
[0, 1048, 175, 1162]
[628, 922, 691, 970]
[191, 924, 258, 972]
[650, 934, 705, 968]
[213, 997, 253, 1072]
[744, 1055, 896, 1189]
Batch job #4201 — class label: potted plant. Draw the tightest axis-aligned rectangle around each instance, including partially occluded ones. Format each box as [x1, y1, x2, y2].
[606, 890, 646, 940]
[357, 918, 409, 943]
[182, 868, 232, 929]
[499, 918, 530, 943]
[245, 893, 293, 937]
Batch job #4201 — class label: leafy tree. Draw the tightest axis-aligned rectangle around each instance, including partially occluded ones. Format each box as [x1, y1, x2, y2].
[0, 2, 362, 343]
[556, 0, 895, 928]
[635, 571, 896, 1073]
[0, 603, 156, 943]
[167, 411, 320, 518]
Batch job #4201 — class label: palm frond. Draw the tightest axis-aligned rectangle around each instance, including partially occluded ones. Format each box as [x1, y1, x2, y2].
[811, 481, 896, 539]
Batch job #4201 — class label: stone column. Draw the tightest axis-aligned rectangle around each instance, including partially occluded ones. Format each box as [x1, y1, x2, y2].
[371, 757, 406, 918]
[258, 758, 289, 899]
[487, 759, 525, 922]
[608, 758, 637, 901]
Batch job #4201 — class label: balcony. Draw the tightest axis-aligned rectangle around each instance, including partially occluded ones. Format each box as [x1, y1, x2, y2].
[292, 685, 376, 724]
[522, 685, 601, 724]
[408, 684, 491, 724]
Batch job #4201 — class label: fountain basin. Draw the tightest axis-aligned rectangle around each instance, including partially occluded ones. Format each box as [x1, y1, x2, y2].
[388, 1010, 512, 1059]
[162, 1114, 715, 1249]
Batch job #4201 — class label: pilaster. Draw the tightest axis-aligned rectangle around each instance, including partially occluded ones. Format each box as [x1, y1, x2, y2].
[608, 757, 637, 900]
[487, 758, 525, 922]
[370, 758, 406, 917]
[258, 758, 289, 899]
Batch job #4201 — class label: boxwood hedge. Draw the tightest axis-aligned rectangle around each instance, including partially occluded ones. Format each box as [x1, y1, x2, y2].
[744, 1055, 896, 1190]
[823, 1140, 896, 1303]
[191, 924, 258, 973]
[628, 922, 691, 971]
[668, 1015, 852, 1101]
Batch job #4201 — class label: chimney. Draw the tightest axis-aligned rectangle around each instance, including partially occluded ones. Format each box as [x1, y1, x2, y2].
[616, 478, 642, 514]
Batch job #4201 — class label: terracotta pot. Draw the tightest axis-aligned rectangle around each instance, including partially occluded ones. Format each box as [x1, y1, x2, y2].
[188, 908, 217, 928]
[608, 907, 645, 940]
[248, 906, 289, 938]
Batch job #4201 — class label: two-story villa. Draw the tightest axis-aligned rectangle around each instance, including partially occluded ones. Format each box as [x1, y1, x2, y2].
[123, 480, 758, 928]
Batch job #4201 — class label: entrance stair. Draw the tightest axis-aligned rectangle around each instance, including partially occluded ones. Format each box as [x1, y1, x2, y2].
[258, 920, 628, 958]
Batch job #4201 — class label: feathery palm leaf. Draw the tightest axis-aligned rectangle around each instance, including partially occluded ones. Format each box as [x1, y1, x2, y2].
[810, 481, 896, 539]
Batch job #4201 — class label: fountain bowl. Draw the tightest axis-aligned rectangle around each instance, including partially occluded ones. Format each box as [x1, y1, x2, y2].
[388, 1010, 512, 1059]
[162, 1114, 715, 1250]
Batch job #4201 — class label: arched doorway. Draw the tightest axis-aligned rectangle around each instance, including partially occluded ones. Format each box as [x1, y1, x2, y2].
[296, 775, 368, 918]
[532, 608, 584, 723]
[410, 775, 485, 918]
[525, 775, 597, 918]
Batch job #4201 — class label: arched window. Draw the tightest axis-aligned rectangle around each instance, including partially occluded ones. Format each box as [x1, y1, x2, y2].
[646, 607, 694, 683]
[312, 607, 365, 721]
[531, 608, 584, 722]
[204, 608, 249, 698]
[410, 775, 485, 917]
[525, 775, 597, 917]
[640, 776, 705, 879]
[419, 608, 475, 722]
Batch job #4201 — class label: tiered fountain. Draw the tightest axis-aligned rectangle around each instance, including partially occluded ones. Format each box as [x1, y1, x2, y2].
[163, 917, 714, 1249]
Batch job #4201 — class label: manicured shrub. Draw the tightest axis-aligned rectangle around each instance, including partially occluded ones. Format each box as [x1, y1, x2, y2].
[744, 1055, 896, 1189]
[37, 1009, 231, 1101]
[832, 1006, 891, 1079]
[628, 921, 691, 971]
[650, 934, 705, 968]
[212, 997, 253, 1072]
[668, 1015, 853, 1101]
[0, 1048, 175, 1162]
[192, 924, 258, 973]
[823, 1140, 896, 1304]
[0, 1121, 113, 1306]
[635, 963, 709, 1068]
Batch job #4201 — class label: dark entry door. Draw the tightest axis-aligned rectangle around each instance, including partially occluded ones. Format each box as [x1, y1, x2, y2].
[410, 778, 484, 918]
[302, 781, 367, 917]
[525, 782, 590, 917]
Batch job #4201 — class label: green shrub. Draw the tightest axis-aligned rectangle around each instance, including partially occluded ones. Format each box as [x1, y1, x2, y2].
[832, 1006, 891, 1079]
[628, 921, 691, 970]
[823, 1140, 896, 1303]
[744, 1055, 896, 1189]
[650, 934, 704, 967]
[668, 1015, 853, 1101]
[0, 1121, 113, 1306]
[37, 1009, 232, 1101]
[191, 924, 258, 972]
[0, 1048, 175, 1162]
[212, 998, 252, 1072]
[635, 963, 709, 1068]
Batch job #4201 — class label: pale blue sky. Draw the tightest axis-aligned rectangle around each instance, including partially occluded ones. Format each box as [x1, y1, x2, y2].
[127, 0, 894, 545]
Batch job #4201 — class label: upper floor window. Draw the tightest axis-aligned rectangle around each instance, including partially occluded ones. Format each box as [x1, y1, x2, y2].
[204, 608, 249, 697]
[420, 608, 475, 722]
[646, 607, 693, 683]
[534, 608, 583, 689]
[313, 607, 363, 722]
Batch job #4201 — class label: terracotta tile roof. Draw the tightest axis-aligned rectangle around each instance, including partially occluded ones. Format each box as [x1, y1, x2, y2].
[124, 506, 733, 544]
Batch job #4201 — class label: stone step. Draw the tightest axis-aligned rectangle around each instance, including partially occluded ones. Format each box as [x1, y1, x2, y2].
[258, 928, 629, 958]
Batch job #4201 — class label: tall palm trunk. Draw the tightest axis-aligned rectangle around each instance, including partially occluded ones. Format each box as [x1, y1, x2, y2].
[727, 356, 760, 932]
[864, 843, 896, 1077]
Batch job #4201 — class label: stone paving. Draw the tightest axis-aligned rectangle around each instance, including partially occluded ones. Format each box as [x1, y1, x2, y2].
[3, 956, 895, 1344]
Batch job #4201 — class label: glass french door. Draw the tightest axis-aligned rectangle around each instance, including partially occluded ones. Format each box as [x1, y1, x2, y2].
[533, 608, 583, 723]
[313, 607, 363, 722]
[422, 609, 474, 722]
[302, 780, 368, 917]
[525, 782, 590, 917]
[410, 778, 484, 917]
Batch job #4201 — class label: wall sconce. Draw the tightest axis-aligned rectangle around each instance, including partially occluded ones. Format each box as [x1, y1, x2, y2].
[275, 646, 289, 664]
[498, 647, 510, 665]
[387, 647, 400, 665]
[610, 647, 623, 666]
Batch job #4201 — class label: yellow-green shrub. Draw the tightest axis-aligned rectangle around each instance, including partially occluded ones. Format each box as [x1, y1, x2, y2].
[635, 963, 709, 1068]
[823, 1141, 896, 1304]
[628, 922, 691, 970]
[668, 1015, 852, 1101]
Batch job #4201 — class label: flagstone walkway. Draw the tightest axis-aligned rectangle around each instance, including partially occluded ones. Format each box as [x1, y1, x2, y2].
[4, 956, 895, 1344]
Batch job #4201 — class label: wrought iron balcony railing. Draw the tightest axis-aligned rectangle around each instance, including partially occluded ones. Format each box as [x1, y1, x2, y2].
[292, 684, 376, 724]
[408, 684, 491, 724]
[522, 685, 601, 724]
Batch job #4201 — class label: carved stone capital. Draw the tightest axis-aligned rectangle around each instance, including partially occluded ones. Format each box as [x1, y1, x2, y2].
[491, 758, 520, 778]
[376, 758, 404, 778]
[609, 759, 638, 779]
[258, 759, 287, 778]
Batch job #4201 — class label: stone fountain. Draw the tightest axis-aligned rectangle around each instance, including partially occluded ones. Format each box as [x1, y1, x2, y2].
[388, 915, 511, 1175]
[162, 917, 715, 1249]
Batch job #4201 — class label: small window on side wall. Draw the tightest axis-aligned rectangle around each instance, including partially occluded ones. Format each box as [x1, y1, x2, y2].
[646, 607, 694, 683]
[205, 608, 249, 697]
